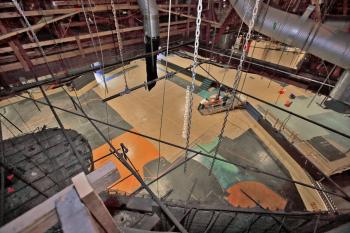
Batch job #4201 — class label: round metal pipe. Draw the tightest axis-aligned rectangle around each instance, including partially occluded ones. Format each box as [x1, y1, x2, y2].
[137, 0, 159, 38]
[229, 0, 350, 70]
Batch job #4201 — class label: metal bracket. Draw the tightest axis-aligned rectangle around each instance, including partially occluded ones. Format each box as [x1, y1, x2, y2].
[301, 5, 316, 21]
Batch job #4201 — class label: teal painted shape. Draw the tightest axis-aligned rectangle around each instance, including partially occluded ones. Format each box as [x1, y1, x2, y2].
[193, 138, 257, 190]
[197, 137, 219, 153]
[200, 79, 213, 90]
[198, 90, 212, 99]
[192, 148, 239, 190]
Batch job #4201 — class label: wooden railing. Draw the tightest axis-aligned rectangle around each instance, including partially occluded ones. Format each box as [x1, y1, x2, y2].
[0, 162, 120, 233]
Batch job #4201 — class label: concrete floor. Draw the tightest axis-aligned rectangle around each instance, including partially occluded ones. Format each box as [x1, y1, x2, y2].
[0, 54, 329, 213]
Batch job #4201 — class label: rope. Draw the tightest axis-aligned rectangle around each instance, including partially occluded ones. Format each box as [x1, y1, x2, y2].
[156, 0, 172, 197]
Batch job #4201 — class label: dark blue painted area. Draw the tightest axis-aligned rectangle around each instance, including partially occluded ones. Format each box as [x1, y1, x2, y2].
[245, 102, 262, 121]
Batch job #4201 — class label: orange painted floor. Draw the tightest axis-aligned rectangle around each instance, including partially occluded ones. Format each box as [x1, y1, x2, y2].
[93, 130, 159, 193]
[226, 181, 287, 210]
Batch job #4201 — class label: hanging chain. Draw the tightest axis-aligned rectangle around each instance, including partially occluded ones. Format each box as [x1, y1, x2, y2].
[111, 0, 129, 89]
[209, 0, 261, 175]
[183, 0, 203, 172]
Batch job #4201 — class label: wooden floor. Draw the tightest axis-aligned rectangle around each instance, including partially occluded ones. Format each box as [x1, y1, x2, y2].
[0, 54, 327, 212]
[92, 56, 326, 211]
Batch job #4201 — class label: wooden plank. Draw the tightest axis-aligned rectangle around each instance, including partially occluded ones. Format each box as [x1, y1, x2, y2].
[159, 8, 220, 27]
[72, 173, 121, 233]
[8, 41, 31, 71]
[0, 162, 119, 233]
[0, 3, 14, 9]
[0, 4, 138, 19]
[56, 189, 101, 233]
[0, 20, 31, 71]
[0, 20, 188, 53]
[0, 27, 195, 72]
[0, 11, 80, 42]
[0, 5, 194, 18]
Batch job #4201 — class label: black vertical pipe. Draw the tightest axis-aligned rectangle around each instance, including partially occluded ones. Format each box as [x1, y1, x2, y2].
[145, 36, 160, 90]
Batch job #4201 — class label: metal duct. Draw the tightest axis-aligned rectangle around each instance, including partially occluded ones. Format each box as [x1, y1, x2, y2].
[229, 0, 350, 105]
[330, 70, 350, 105]
[229, 0, 350, 70]
[137, 0, 160, 90]
[324, 19, 350, 32]
[137, 0, 160, 38]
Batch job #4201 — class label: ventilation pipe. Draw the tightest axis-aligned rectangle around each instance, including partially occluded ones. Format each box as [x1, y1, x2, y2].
[137, 0, 160, 90]
[329, 71, 350, 105]
[229, 0, 350, 105]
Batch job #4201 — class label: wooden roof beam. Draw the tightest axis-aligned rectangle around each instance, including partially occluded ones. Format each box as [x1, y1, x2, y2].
[0, 4, 196, 18]
[0, 27, 195, 72]
[0, 11, 79, 42]
[0, 20, 32, 71]
[0, 20, 190, 53]
[159, 8, 221, 27]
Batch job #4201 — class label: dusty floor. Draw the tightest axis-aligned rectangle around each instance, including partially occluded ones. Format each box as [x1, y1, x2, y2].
[1, 54, 332, 212]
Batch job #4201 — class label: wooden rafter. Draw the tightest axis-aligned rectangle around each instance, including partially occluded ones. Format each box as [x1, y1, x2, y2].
[0, 4, 196, 18]
[159, 8, 221, 27]
[0, 20, 189, 53]
[0, 11, 79, 42]
[0, 27, 195, 72]
[0, 20, 31, 71]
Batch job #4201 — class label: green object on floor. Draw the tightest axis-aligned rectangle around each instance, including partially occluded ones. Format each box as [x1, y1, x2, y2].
[191, 147, 240, 190]
[197, 137, 219, 153]
[198, 90, 212, 99]
[200, 79, 213, 91]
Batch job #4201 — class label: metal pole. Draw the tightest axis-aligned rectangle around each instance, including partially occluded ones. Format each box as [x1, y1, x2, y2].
[0, 121, 5, 225]
[221, 213, 237, 233]
[0, 112, 23, 133]
[169, 208, 192, 231]
[307, 65, 337, 108]
[277, 216, 286, 233]
[17, 94, 350, 201]
[204, 212, 220, 233]
[245, 215, 262, 233]
[240, 189, 291, 233]
[313, 215, 320, 233]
